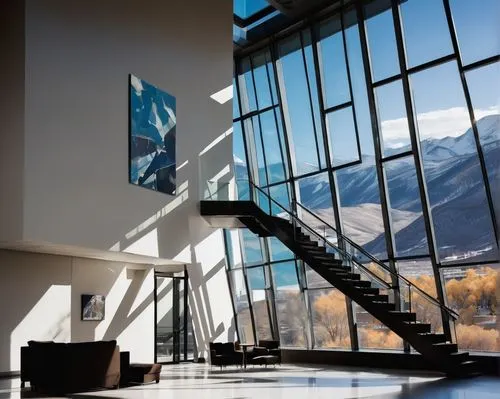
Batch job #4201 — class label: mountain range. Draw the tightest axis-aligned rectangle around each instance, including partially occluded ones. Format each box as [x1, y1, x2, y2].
[235, 115, 500, 263]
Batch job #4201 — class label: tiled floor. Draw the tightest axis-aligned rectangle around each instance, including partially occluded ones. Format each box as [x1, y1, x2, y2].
[1, 363, 499, 399]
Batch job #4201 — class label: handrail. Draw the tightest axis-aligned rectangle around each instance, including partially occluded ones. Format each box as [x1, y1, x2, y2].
[293, 200, 459, 320]
[249, 183, 392, 290]
[246, 181, 458, 320]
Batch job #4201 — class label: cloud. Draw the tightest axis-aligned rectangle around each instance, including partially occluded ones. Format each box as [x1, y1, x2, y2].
[380, 106, 498, 142]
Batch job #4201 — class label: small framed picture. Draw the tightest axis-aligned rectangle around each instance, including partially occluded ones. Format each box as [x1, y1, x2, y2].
[81, 294, 105, 321]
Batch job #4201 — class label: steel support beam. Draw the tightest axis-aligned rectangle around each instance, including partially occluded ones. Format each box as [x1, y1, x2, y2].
[390, 0, 451, 340]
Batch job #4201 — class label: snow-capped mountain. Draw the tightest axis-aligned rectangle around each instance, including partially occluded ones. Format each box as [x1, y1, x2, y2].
[385, 114, 500, 161]
[234, 115, 500, 262]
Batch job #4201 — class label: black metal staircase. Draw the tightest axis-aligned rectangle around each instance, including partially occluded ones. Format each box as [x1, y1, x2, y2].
[200, 188, 479, 378]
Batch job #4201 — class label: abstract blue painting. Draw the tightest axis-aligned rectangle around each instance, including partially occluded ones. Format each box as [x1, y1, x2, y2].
[129, 74, 176, 195]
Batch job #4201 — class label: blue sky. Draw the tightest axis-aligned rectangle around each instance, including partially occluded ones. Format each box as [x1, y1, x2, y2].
[233, 0, 269, 19]
[234, 0, 499, 166]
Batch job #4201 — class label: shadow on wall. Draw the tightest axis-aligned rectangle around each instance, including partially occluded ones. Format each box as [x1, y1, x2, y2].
[187, 255, 227, 353]
[109, 177, 190, 255]
[102, 269, 151, 341]
[108, 126, 235, 358]
[0, 250, 71, 374]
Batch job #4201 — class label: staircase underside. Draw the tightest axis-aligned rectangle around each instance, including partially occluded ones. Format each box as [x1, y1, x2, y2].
[200, 200, 479, 378]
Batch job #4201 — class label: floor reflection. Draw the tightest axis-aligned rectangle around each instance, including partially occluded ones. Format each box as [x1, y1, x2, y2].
[0, 363, 497, 399]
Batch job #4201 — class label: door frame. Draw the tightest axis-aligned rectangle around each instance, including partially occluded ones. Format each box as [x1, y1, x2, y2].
[154, 267, 194, 364]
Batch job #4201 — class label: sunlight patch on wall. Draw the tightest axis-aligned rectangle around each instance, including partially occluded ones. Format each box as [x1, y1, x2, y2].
[94, 267, 130, 340]
[124, 229, 159, 258]
[209, 84, 233, 105]
[194, 229, 225, 273]
[127, 269, 153, 318]
[11, 285, 70, 369]
[176, 160, 189, 172]
[199, 127, 233, 157]
[110, 180, 189, 252]
[174, 244, 191, 264]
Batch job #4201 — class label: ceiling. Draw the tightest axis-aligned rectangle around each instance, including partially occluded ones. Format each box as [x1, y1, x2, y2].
[233, 0, 344, 50]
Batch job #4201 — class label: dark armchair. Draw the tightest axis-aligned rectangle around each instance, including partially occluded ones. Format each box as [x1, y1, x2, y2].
[247, 340, 281, 366]
[209, 342, 243, 369]
[258, 340, 281, 363]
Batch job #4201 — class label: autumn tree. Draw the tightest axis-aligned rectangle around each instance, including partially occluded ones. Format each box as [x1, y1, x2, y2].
[313, 290, 350, 348]
[405, 274, 443, 333]
[279, 291, 309, 347]
[446, 267, 497, 325]
[455, 323, 499, 351]
[358, 327, 402, 350]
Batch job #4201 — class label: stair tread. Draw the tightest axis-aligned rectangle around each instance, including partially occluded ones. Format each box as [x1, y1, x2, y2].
[238, 208, 476, 376]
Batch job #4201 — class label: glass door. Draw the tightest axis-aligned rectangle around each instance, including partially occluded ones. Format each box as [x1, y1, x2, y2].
[155, 270, 195, 363]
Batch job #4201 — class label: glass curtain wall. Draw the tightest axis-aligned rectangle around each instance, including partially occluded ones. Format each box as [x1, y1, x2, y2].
[227, 0, 499, 353]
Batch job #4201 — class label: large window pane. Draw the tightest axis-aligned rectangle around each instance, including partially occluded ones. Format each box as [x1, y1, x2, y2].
[233, 121, 250, 200]
[344, 8, 377, 155]
[385, 157, 428, 257]
[317, 16, 350, 108]
[238, 57, 257, 114]
[234, 0, 270, 19]
[450, 0, 500, 66]
[246, 267, 273, 341]
[260, 110, 286, 185]
[375, 80, 411, 157]
[243, 117, 267, 186]
[397, 259, 442, 335]
[305, 264, 333, 290]
[326, 106, 360, 167]
[303, 29, 327, 169]
[399, 0, 453, 68]
[277, 32, 321, 175]
[310, 288, 351, 349]
[337, 163, 388, 260]
[224, 229, 243, 269]
[240, 229, 264, 266]
[364, 0, 400, 82]
[465, 62, 500, 225]
[340, 9, 388, 260]
[296, 172, 337, 240]
[410, 61, 497, 263]
[156, 276, 174, 362]
[233, 78, 240, 119]
[356, 303, 403, 351]
[269, 183, 291, 217]
[272, 262, 308, 347]
[229, 269, 254, 344]
[442, 264, 499, 352]
[268, 237, 294, 262]
[251, 50, 274, 110]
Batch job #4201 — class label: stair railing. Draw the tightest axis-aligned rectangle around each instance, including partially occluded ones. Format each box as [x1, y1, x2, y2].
[248, 181, 458, 344]
[250, 183, 392, 291]
[293, 199, 459, 343]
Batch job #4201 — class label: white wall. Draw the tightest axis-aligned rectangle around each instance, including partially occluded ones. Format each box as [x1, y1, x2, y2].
[0, 0, 24, 242]
[22, 0, 233, 251]
[71, 259, 155, 363]
[0, 249, 155, 373]
[0, 250, 71, 373]
[0, 0, 234, 364]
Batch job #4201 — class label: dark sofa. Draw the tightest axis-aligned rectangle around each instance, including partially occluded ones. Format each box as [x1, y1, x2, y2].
[21, 340, 120, 394]
[209, 342, 243, 369]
